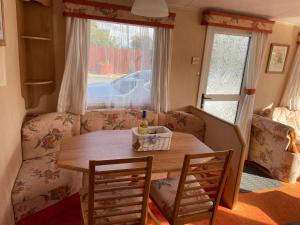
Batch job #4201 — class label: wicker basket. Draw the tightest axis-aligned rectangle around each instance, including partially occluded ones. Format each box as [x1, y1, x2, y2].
[132, 126, 173, 151]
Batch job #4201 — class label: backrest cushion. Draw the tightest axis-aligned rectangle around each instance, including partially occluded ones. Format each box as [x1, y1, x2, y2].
[159, 111, 206, 141]
[22, 113, 80, 160]
[80, 109, 159, 134]
[272, 107, 300, 138]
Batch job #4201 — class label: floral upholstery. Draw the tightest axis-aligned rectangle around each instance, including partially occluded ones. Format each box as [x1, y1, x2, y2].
[159, 111, 206, 141]
[80, 182, 144, 225]
[12, 152, 82, 222]
[272, 107, 300, 141]
[80, 109, 159, 134]
[15, 109, 208, 222]
[22, 112, 80, 160]
[81, 110, 206, 141]
[249, 114, 300, 183]
[150, 176, 213, 221]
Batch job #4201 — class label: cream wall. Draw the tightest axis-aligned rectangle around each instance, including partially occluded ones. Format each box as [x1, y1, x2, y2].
[169, 8, 206, 109]
[169, 10, 300, 111]
[25, 2, 300, 114]
[0, 1, 26, 225]
[254, 23, 300, 111]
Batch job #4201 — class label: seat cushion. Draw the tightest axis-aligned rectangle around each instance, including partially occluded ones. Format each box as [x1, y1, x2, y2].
[272, 107, 300, 139]
[22, 112, 80, 160]
[80, 109, 158, 134]
[12, 153, 82, 221]
[150, 176, 213, 221]
[80, 183, 144, 225]
[159, 111, 206, 141]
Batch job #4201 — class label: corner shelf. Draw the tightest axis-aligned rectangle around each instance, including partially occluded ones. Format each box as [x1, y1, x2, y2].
[24, 80, 54, 86]
[22, 0, 51, 7]
[17, 0, 55, 109]
[21, 35, 52, 41]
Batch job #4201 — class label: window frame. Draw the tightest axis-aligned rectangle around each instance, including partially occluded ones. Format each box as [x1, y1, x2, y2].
[197, 26, 252, 123]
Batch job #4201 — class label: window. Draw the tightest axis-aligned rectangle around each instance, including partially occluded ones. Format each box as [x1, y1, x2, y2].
[197, 27, 251, 123]
[87, 20, 154, 109]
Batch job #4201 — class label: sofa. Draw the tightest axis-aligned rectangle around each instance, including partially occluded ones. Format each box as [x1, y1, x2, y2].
[12, 109, 206, 222]
[249, 107, 300, 183]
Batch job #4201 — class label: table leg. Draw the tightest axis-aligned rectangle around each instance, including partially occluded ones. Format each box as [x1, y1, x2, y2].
[82, 172, 89, 190]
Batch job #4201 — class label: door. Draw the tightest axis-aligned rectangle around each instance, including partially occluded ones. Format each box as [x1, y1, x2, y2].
[197, 27, 251, 123]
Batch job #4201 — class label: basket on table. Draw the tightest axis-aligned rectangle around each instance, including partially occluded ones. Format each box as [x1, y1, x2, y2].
[132, 126, 173, 151]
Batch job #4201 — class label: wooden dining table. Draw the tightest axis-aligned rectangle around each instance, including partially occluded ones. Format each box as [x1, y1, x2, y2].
[57, 129, 215, 173]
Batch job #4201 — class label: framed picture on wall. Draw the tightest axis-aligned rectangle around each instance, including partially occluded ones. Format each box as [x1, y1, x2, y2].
[266, 44, 289, 73]
[0, 0, 5, 46]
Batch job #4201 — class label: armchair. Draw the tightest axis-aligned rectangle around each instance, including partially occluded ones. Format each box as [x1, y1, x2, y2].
[249, 114, 300, 183]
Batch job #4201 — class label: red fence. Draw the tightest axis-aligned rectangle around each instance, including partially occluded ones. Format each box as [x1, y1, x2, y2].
[88, 47, 153, 75]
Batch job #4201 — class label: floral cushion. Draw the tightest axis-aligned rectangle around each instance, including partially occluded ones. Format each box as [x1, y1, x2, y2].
[80, 182, 144, 225]
[80, 109, 159, 134]
[252, 114, 298, 153]
[22, 113, 80, 160]
[150, 176, 213, 221]
[250, 115, 300, 183]
[272, 107, 300, 140]
[159, 111, 206, 141]
[12, 153, 82, 221]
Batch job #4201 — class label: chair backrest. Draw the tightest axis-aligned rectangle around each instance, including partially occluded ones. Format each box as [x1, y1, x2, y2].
[172, 150, 233, 225]
[87, 156, 153, 225]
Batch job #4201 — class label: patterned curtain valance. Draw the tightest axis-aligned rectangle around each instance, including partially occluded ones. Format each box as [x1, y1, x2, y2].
[202, 11, 275, 33]
[63, 0, 176, 29]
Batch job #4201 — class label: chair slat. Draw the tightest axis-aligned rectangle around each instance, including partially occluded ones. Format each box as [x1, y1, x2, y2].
[94, 201, 143, 210]
[187, 169, 223, 175]
[94, 193, 143, 202]
[94, 184, 144, 193]
[180, 198, 215, 207]
[95, 218, 141, 225]
[190, 160, 225, 168]
[181, 191, 217, 199]
[95, 176, 145, 184]
[94, 209, 142, 219]
[184, 184, 218, 191]
[95, 168, 146, 176]
[185, 175, 221, 184]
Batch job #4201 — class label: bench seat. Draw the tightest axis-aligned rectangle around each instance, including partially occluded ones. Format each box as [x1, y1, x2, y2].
[12, 152, 81, 222]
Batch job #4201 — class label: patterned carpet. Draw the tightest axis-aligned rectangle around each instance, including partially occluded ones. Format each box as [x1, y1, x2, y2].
[240, 163, 283, 193]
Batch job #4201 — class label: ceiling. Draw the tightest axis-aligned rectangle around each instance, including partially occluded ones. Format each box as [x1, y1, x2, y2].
[166, 0, 300, 25]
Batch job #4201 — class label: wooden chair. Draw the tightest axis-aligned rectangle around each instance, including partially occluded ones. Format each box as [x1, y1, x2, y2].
[80, 156, 153, 225]
[149, 150, 233, 225]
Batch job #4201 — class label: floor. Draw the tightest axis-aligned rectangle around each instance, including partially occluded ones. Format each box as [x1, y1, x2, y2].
[18, 182, 300, 225]
[213, 182, 300, 225]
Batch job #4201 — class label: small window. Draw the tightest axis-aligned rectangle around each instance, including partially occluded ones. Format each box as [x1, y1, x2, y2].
[87, 20, 154, 109]
[198, 27, 251, 123]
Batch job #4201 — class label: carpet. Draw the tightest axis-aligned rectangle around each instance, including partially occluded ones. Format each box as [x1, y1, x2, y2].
[240, 163, 283, 193]
[16, 180, 300, 225]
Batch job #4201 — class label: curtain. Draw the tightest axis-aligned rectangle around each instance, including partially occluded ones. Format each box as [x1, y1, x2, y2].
[57, 17, 90, 114]
[86, 20, 155, 109]
[151, 27, 173, 112]
[280, 46, 300, 110]
[237, 32, 268, 140]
